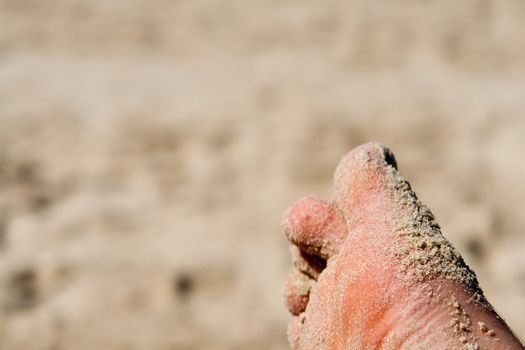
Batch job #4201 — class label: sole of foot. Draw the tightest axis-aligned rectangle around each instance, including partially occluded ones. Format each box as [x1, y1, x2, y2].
[283, 142, 524, 350]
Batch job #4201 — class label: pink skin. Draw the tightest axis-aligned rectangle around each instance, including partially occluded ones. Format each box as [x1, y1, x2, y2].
[283, 142, 524, 350]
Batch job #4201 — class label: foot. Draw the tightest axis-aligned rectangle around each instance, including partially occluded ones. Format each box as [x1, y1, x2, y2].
[282, 142, 524, 350]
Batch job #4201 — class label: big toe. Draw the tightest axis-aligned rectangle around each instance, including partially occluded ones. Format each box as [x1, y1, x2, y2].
[331, 142, 479, 288]
[332, 142, 402, 225]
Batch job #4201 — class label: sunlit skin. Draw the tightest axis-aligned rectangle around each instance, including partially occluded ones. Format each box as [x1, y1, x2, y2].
[283, 142, 524, 350]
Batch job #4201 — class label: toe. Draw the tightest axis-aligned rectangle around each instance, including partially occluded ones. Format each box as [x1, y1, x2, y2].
[287, 315, 304, 349]
[282, 196, 348, 259]
[284, 270, 313, 315]
[341, 141, 398, 170]
[333, 142, 400, 223]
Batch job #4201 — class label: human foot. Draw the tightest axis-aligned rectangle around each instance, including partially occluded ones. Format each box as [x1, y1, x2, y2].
[282, 142, 524, 350]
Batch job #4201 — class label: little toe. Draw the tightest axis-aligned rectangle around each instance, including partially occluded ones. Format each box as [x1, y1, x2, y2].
[282, 196, 347, 259]
[287, 315, 304, 349]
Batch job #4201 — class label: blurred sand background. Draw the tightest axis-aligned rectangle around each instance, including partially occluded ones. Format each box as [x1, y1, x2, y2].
[1, 0, 525, 349]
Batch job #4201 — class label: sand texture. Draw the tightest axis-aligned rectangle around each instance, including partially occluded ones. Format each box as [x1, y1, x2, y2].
[1, 0, 525, 349]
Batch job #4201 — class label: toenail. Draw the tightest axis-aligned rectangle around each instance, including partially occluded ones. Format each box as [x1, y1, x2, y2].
[381, 146, 398, 169]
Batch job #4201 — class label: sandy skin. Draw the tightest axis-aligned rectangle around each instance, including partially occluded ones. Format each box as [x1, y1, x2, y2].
[283, 142, 524, 350]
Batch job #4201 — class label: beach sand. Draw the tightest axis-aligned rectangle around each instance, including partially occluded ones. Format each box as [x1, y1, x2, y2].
[1, 0, 525, 348]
